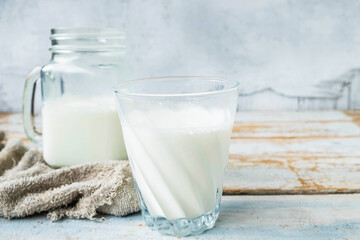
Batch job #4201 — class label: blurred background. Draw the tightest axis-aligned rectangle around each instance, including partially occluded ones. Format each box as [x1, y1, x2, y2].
[1, 0, 360, 111]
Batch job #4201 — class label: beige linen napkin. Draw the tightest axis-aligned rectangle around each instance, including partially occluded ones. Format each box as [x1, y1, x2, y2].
[0, 131, 140, 221]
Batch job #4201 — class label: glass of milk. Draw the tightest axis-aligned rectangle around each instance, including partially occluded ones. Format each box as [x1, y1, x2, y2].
[114, 77, 239, 237]
[22, 28, 131, 167]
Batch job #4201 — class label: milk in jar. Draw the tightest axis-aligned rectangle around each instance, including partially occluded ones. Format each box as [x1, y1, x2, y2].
[42, 96, 127, 167]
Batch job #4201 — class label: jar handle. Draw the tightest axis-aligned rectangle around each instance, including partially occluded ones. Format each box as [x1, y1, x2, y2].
[22, 66, 42, 144]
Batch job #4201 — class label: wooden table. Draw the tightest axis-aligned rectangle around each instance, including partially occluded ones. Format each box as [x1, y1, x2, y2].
[1, 195, 360, 240]
[1, 111, 360, 239]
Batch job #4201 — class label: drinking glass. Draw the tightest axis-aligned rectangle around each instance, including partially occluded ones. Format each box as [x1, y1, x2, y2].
[114, 76, 239, 237]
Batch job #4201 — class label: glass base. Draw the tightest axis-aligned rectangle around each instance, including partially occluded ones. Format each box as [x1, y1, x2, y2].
[132, 178, 223, 237]
[142, 202, 220, 237]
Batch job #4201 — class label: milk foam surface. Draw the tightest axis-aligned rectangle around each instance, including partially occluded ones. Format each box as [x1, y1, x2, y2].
[42, 96, 127, 167]
[123, 107, 232, 220]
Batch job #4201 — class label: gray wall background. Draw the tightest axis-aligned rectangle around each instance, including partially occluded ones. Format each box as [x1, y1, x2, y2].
[1, 0, 360, 111]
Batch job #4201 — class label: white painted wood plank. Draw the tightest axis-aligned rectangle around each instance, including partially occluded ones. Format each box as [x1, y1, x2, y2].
[225, 111, 360, 194]
[1, 195, 359, 240]
[233, 121, 360, 137]
[235, 111, 352, 122]
[225, 137, 360, 194]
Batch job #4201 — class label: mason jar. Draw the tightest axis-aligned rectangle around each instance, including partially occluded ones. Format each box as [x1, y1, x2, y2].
[23, 28, 130, 167]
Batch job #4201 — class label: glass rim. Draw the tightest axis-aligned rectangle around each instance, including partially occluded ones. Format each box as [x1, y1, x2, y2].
[113, 76, 240, 98]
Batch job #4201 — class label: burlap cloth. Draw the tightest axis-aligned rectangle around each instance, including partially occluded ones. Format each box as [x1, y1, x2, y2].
[0, 131, 140, 221]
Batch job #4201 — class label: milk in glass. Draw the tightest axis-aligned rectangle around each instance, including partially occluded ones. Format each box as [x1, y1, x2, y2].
[123, 107, 232, 220]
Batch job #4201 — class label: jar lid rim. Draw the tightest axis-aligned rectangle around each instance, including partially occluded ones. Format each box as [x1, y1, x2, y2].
[49, 27, 126, 52]
[49, 46, 127, 53]
[50, 27, 126, 39]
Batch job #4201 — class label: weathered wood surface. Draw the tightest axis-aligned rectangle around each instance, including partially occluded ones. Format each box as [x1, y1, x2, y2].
[0, 113, 28, 142]
[1, 195, 360, 240]
[226, 111, 360, 194]
[1, 111, 360, 194]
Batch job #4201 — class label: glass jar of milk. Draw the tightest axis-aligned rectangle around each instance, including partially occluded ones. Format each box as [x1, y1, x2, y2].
[23, 28, 130, 167]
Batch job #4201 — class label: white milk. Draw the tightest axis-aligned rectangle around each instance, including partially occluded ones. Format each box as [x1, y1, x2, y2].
[42, 96, 127, 167]
[123, 107, 232, 220]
